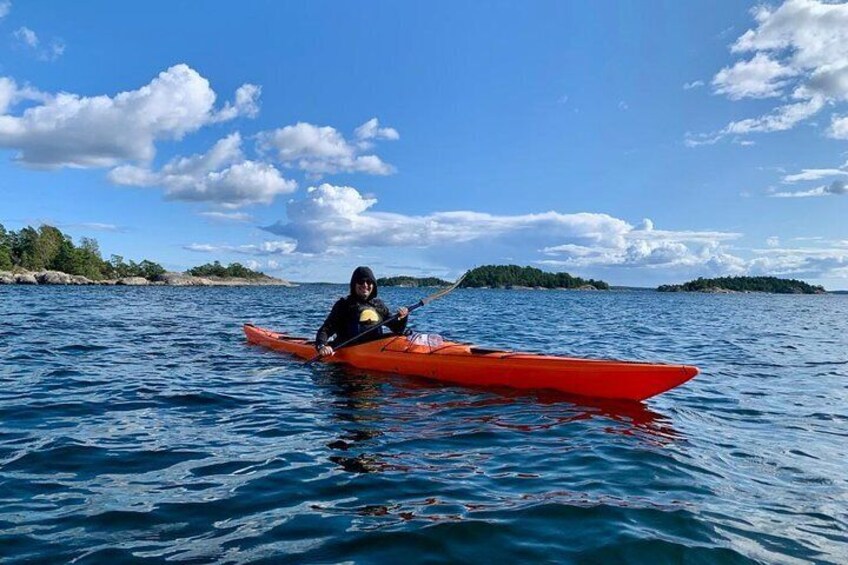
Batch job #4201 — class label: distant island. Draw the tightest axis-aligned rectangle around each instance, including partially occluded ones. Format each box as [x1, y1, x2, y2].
[380, 266, 608, 290]
[0, 223, 292, 286]
[453, 265, 608, 290]
[657, 276, 825, 294]
[377, 276, 452, 287]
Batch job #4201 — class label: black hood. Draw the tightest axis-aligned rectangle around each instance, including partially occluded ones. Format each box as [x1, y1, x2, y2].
[349, 266, 378, 299]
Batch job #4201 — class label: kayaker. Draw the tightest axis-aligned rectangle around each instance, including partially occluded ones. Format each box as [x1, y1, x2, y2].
[315, 266, 409, 358]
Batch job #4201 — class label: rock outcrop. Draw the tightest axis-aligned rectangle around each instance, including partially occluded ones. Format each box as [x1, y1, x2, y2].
[0, 270, 295, 287]
[116, 277, 150, 286]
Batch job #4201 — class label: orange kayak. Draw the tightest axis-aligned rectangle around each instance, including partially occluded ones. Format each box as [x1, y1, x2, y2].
[243, 324, 698, 401]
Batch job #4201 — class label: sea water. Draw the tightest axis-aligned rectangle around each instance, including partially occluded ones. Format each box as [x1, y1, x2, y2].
[1, 285, 846, 563]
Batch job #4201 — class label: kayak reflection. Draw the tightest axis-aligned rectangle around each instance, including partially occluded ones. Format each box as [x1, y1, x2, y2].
[316, 365, 679, 476]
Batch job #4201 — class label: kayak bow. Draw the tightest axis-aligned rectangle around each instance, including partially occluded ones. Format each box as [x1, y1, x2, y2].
[244, 324, 698, 401]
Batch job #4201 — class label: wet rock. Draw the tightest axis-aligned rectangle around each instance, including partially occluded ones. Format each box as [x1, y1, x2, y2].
[37, 271, 73, 285]
[116, 277, 150, 286]
[15, 273, 38, 285]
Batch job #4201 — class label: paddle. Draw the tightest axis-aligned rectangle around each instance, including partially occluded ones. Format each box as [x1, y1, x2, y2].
[306, 272, 467, 365]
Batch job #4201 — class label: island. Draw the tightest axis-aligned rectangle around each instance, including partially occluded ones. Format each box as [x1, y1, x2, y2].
[657, 276, 825, 294]
[0, 223, 293, 286]
[377, 276, 452, 287]
[459, 265, 608, 290]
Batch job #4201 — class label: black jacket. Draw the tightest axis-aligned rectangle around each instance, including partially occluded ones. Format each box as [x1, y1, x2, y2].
[315, 267, 408, 349]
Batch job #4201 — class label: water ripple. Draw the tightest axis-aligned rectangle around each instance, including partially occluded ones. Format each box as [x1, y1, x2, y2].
[0, 286, 846, 563]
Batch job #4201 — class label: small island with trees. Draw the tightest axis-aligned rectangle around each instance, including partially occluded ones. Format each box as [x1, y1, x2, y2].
[460, 265, 609, 289]
[380, 265, 609, 290]
[376, 275, 453, 287]
[657, 276, 825, 294]
[0, 223, 292, 286]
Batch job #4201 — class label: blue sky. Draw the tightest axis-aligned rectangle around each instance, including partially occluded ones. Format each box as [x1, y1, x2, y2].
[1, 0, 847, 288]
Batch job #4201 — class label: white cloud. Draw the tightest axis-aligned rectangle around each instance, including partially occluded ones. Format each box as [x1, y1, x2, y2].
[11, 26, 64, 61]
[771, 180, 847, 197]
[696, 0, 848, 143]
[713, 52, 796, 100]
[185, 240, 297, 255]
[257, 118, 397, 176]
[13, 26, 37, 48]
[0, 1, 11, 19]
[830, 114, 848, 139]
[354, 118, 399, 141]
[260, 184, 744, 273]
[0, 76, 48, 114]
[199, 211, 253, 223]
[767, 236, 780, 247]
[108, 133, 297, 208]
[683, 80, 705, 90]
[0, 64, 259, 168]
[782, 168, 848, 182]
[748, 246, 848, 278]
[213, 84, 261, 122]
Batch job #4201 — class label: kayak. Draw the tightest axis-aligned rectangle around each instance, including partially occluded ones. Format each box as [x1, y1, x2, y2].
[244, 324, 698, 401]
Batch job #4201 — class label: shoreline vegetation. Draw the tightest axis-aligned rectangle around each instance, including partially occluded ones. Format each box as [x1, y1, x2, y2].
[381, 265, 610, 290]
[657, 276, 825, 294]
[0, 224, 830, 293]
[0, 223, 292, 287]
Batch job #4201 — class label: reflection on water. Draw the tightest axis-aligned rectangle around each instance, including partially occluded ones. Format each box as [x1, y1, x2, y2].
[318, 365, 680, 478]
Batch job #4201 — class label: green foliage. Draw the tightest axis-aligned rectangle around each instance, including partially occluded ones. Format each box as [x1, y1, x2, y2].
[459, 265, 609, 290]
[377, 276, 452, 287]
[657, 276, 825, 294]
[187, 261, 267, 280]
[0, 224, 12, 270]
[0, 223, 165, 280]
[103, 255, 166, 280]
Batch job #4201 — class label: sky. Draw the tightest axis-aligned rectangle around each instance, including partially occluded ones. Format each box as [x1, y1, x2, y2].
[1, 0, 847, 288]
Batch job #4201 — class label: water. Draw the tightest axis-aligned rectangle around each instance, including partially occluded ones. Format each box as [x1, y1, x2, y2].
[1, 285, 846, 563]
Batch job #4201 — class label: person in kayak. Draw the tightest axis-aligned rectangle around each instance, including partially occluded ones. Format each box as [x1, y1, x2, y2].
[315, 266, 408, 358]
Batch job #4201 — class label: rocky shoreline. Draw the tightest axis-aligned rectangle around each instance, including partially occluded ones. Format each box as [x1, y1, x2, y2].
[0, 270, 295, 287]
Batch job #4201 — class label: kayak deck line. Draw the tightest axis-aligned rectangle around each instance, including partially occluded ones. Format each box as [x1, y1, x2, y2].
[244, 323, 698, 401]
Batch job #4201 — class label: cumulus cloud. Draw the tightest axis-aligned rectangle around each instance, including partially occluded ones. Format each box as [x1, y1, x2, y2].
[259, 184, 744, 274]
[695, 0, 848, 144]
[0, 64, 260, 168]
[830, 114, 848, 139]
[257, 118, 397, 176]
[354, 118, 399, 141]
[108, 133, 297, 208]
[0, 76, 48, 114]
[748, 246, 848, 278]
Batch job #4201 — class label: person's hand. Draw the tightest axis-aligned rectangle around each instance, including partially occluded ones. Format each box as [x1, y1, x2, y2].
[397, 307, 409, 319]
[318, 345, 334, 358]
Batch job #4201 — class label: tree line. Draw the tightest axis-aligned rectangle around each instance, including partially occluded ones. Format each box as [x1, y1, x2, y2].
[459, 265, 609, 289]
[0, 223, 165, 280]
[187, 261, 267, 280]
[377, 276, 452, 287]
[657, 276, 825, 294]
[0, 223, 266, 281]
